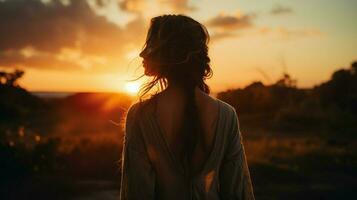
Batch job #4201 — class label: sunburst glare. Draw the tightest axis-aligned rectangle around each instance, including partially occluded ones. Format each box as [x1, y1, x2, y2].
[125, 81, 141, 95]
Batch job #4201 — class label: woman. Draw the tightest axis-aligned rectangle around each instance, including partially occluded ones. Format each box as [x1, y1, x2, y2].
[120, 15, 254, 200]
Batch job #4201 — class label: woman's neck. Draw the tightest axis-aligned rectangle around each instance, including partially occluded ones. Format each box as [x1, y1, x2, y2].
[163, 84, 199, 98]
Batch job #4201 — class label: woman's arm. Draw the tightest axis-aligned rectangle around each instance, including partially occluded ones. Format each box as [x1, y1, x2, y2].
[120, 104, 156, 200]
[219, 108, 255, 200]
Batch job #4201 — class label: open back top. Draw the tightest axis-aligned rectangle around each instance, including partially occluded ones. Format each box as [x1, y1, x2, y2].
[120, 97, 255, 200]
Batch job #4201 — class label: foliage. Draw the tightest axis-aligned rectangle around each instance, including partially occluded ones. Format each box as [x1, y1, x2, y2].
[0, 69, 24, 87]
[217, 61, 357, 134]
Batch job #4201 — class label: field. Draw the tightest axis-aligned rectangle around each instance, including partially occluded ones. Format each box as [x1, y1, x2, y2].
[244, 130, 356, 199]
[3, 114, 356, 199]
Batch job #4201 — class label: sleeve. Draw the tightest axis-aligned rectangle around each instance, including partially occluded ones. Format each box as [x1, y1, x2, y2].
[219, 107, 255, 200]
[120, 104, 156, 200]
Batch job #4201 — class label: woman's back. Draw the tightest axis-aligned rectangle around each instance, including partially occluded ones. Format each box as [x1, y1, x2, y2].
[155, 87, 220, 175]
[120, 91, 255, 199]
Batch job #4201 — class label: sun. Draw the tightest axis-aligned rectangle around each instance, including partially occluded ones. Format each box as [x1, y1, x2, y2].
[125, 82, 140, 95]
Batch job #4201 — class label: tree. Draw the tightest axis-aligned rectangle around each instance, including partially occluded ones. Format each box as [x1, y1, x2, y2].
[351, 61, 357, 75]
[0, 69, 24, 87]
[275, 73, 297, 88]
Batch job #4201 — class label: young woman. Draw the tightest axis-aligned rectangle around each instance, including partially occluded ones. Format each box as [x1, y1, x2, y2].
[120, 15, 254, 200]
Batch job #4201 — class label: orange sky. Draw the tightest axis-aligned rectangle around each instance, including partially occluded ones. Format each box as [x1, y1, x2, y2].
[1, 0, 356, 94]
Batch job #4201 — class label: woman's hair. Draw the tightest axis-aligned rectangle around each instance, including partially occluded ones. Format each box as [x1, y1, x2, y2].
[139, 14, 212, 176]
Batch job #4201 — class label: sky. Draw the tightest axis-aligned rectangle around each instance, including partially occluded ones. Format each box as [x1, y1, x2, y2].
[0, 0, 356, 93]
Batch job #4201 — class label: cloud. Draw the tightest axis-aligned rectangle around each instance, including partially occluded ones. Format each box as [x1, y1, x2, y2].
[158, 0, 196, 13]
[205, 11, 256, 40]
[119, 0, 147, 14]
[206, 12, 255, 31]
[95, 0, 107, 7]
[257, 26, 324, 40]
[0, 47, 88, 70]
[119, 0, 195, 15]
[210, 32, 239, 41]
[270, 4, 293, 15]
[0, 0, 144, 70]
[276, 27, 323, 39]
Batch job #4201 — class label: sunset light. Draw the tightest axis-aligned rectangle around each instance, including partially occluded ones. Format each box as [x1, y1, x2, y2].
[1, 0, 356, 199]
[125, 81, 141, 95]
[125, 49, 141, 60]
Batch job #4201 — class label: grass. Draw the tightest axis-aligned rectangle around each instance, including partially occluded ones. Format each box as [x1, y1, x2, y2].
[243, 130, 357, 199]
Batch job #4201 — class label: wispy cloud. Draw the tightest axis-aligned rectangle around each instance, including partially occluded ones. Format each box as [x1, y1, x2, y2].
[257, 26, 324, 40]
[119, 0, 195, 16]
[270, 4, 293, 15]
[205, 11, 256, 40]
[276, 27, 323, 39]
[210, 32, 239, 41]
[206, 12, 255, 31]
[158, 0, 196, 13]
[119, 0, 147, 14]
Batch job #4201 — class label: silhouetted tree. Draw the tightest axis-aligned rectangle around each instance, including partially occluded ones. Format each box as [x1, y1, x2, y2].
[351, 61, 357, 75]
[275, 73, 297, 88]
[315, 61, 357, 113]
[0, 69, 24, 87]
[0, 71, 6, 85]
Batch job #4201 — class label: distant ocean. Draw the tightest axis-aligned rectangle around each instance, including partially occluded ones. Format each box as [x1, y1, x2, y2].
[31, 91, 74, 99]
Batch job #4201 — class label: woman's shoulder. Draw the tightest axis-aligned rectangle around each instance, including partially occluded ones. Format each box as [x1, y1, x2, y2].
[214, 99, 242, 143]
[125, 102, 140, 123]
[126, 98, 155, 121]
[124, 99, 154, 140]
[215, 98, 238, 118]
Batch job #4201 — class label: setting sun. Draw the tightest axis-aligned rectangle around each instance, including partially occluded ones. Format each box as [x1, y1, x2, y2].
[125, 82, 141, 94]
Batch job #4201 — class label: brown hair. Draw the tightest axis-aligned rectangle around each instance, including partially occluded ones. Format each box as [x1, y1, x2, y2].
[139, 14, 212, 176]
